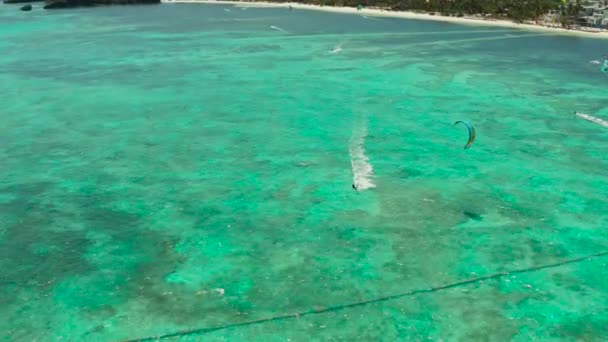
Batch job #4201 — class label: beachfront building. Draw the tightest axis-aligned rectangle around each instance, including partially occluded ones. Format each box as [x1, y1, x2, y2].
[542, 9, 561, 25]
[578, 0, 608, 27]
[542, 0, 608, 29]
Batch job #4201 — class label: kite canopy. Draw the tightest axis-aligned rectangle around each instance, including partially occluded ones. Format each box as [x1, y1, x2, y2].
[454, 121, 476, 149]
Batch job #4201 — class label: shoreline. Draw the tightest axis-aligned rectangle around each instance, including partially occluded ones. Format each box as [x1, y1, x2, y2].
[162, 0, 608, 39]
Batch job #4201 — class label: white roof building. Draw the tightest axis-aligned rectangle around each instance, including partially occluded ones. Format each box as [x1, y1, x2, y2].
[579, 0, 608, 27]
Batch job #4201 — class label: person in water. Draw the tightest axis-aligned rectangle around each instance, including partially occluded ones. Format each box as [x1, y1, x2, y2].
[352, 183, 358, 190]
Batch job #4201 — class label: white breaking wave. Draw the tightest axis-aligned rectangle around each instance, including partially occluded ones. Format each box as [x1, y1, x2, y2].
[349, 122, 375, 191]
[270, 25, 288, 33]
[590, 60, 601, 65]
[576, 112, 608, 129]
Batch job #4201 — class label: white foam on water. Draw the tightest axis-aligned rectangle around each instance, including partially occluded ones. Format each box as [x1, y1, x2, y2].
[576, 112, 608, 129]
[270, 25, 288, 33]
[349, 121, 375, 191]
[590, 60, 601, 65]
[329, 45, 342, 54]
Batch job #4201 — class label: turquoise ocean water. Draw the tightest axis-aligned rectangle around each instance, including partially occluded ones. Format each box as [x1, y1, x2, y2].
[1, 3, 608, 340]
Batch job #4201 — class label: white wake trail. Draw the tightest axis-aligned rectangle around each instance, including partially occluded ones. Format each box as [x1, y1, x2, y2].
[329, 45, 342, 54]
[349, 121, 375, 191]
[576, 112, 608, 129]
[270, 25, 288, 33]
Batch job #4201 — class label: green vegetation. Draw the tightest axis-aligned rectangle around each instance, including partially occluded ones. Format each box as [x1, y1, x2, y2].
[277, 0, 584, 25]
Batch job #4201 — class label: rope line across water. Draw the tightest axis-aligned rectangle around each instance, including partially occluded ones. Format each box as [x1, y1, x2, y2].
[126, 251, 608, 341]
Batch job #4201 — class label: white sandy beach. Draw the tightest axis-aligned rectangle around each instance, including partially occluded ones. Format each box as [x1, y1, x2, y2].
[162, 0, 608, 39]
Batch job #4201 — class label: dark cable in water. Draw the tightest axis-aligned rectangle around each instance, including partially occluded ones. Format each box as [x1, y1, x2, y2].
[125, 251, 608, 342]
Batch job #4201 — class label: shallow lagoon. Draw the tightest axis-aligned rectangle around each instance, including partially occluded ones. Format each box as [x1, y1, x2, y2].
[1, 3, 607, 340]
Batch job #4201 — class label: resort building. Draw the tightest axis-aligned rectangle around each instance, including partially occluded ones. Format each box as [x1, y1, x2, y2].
[578, 0, 608, 27]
